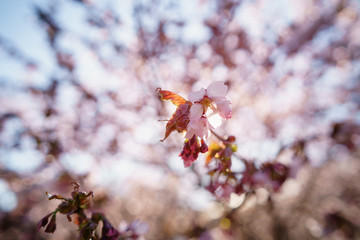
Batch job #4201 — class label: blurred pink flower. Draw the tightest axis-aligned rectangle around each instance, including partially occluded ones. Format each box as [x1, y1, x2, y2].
[127, 220, 149, 238]
[101, 217, 120, 240]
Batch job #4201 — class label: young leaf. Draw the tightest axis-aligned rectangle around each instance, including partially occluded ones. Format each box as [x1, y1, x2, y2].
[157, 88, 187, 106]
[45, 214, 57, 233]
[162, 102, 191, 141]
[37, 212, 53, 231]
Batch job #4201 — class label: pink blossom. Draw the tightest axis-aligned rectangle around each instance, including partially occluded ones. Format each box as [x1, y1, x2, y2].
[189, 81, 231, 119]
[186, 81, 231, 139]
[185, 103, 211, 139]
[128, 220, 149, 236]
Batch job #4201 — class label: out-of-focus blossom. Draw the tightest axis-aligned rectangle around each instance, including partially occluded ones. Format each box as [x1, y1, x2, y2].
[118, 220, 149, 239]
[127, 220, 149, 237]
[238, 161, 289, 193]
[331, 122, 360, 150]
[101, 217, 120, 240]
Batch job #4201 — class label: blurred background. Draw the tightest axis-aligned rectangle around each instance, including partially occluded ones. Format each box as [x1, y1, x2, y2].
[1, 0, 360, 239]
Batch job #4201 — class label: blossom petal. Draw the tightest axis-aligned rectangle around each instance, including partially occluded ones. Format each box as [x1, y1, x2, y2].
[185, 123, 196, 139]
[186, 117, 210, 139]
[207, 81, 228, 98]
[189, 103, 203, 121]
[189, 88, 206, 102]
[213, 98, 232, 119]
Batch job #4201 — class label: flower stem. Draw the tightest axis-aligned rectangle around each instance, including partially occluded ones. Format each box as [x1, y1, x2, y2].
[210, 129, 227, 143]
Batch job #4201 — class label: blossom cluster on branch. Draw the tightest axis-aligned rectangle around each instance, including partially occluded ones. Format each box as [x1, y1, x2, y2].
[157, 81, 231, 167]
[158, 82, 292, 199]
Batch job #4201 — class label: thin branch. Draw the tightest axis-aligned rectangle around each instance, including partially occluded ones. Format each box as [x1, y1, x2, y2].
[210, 129, 228, 143]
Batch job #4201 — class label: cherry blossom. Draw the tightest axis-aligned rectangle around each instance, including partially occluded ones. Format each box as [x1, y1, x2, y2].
[157, 82, 231, 168]
[185, 103, 211, 140]
[186, 81, 231, 140]
[189, 81, 231, 119]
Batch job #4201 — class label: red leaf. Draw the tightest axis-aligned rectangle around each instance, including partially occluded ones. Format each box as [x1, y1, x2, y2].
[162, 102, 191, 141]
[157, 88, 187, 107]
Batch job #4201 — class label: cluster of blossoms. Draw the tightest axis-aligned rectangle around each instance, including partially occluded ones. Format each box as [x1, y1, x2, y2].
[157, 81, 231, 167]
[159, 83, 292, 200]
